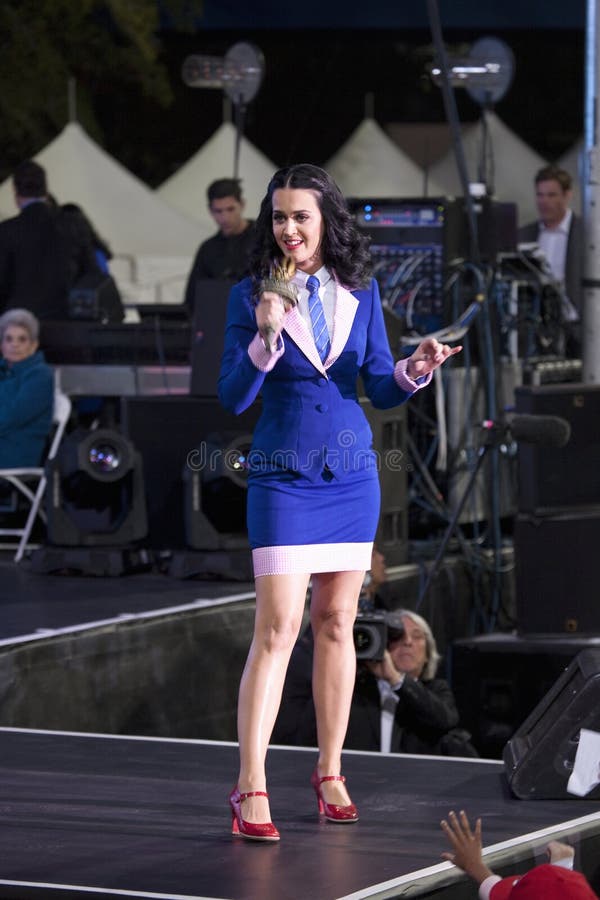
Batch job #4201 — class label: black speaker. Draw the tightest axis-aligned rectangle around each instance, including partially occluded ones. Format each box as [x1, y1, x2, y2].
[360, 399, 408, 566]
[190, 279, 234, 397]
[503, 648, 600, 799]
[515, 383, 600, 513]
[515, 508, 600, 634]
[451, 633, 593, 759]
[68, 272, 125, 323]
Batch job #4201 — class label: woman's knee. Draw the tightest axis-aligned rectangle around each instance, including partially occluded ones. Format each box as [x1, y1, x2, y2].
[313, 608, 354, 646]
[254, 616, 301, 655]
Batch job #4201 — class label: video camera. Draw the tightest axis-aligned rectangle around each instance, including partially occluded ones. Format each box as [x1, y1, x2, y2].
[353, 612, 391, 661]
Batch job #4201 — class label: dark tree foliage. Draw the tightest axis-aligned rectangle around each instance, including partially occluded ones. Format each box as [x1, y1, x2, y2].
[0, 0, 202, 181]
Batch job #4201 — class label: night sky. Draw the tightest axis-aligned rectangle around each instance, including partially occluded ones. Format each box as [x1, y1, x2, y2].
[99, 22, 585, 188]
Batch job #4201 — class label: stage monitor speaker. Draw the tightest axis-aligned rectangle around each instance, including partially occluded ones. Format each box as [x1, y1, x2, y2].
[515, 383, 600, 513]
[503, 648, 600, 799]
[451, 634, 595, 760]
[190, 279, 234, 397]
[515, 508, 600, 634]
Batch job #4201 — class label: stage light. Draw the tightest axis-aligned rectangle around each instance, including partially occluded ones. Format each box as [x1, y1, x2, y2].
[44, 428, 148, 547]
[429, 36, 515, 106]
[181, 42, 265, 179]
[77, 430, 134, 483]
[182, 42, 265, 104]
[184, 431, 253, 547]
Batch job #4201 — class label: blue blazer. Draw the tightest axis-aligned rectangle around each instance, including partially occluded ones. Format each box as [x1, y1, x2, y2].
[218, 275, 412, 482]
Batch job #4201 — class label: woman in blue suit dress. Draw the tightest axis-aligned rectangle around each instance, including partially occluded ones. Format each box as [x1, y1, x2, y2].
[219, 164, 460, 840]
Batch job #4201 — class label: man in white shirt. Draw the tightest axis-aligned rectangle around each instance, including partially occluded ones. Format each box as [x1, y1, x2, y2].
[518, 165, 583, 356]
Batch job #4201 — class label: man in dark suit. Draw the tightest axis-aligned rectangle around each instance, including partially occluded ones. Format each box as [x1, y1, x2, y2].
[0, 160, 98, 319]
[518, 164, 583, 356]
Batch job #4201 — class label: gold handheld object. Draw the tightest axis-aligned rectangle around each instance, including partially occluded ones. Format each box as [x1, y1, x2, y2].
[258, 258, 299, 351]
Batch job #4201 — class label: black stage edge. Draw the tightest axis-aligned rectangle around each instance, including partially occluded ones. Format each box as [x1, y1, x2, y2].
[1, 728, 599, 900]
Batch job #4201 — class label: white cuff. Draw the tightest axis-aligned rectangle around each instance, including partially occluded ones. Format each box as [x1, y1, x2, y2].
[553, 857, 574, 870]
[479, 874, 504, 900]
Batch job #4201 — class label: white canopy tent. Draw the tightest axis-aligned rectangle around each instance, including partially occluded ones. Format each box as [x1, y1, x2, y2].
[325, 117, 445, 199]
[429, 112, 548, 226]
[156, 122, 278, 230]
[0, 123, 206, 304]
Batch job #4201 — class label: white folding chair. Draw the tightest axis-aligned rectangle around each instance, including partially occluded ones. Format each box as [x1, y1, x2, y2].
[0, 389, 72, 562]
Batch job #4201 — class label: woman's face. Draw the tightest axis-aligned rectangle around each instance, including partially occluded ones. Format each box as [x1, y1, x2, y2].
[388, 615, 428, 679]
[271, 187, 325, 275]
[1, 324, 37, 365]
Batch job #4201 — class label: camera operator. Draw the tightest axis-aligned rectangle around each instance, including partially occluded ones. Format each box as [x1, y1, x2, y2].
[273, 554, 477, 757]
[347, 609, 477, 756]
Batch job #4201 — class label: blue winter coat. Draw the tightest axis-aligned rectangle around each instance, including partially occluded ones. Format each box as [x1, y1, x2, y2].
[0, 350, 54, 467]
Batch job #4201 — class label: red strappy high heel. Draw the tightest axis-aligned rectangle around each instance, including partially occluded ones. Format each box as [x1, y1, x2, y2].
[310, 769, 359, 823]
[228, 786, 280, 841]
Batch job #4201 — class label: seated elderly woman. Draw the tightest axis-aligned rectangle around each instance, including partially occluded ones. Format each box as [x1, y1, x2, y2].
[273, 606, 478, 757]
[0, 308, 54, 469]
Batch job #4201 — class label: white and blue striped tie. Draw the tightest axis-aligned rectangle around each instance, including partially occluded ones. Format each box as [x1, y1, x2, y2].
[307, 275, 330, 363]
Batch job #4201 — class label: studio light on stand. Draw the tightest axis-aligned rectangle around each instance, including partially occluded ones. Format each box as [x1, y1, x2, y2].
[182, 42, 265, 178]
[29, 428, 149, 576]
[169, 432, 254, 581]
[425, 3, 520, 632]
[430, 36, 515, 197]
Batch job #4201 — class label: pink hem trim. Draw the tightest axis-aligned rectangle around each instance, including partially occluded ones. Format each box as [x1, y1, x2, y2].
[252, 542, 373, 576]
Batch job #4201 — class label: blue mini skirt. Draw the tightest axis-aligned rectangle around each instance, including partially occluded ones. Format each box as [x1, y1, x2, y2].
[247, 466, 380, 576]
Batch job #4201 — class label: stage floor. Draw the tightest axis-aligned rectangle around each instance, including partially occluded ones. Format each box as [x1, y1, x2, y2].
[0, 551, 255, 643]
[1, 728, 599, 900]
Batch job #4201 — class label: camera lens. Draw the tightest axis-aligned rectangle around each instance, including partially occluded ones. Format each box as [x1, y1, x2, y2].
[353, 614, 387, 661]
[353, 626, 373, 654]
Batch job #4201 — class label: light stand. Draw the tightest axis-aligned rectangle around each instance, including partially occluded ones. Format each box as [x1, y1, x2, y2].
[181, 42, 265, 179]
[416, 420, 510, 625]
[424, 9, 518, 629]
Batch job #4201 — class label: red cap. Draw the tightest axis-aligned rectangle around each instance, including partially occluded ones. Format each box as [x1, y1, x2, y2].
[490, 865, 599, 900]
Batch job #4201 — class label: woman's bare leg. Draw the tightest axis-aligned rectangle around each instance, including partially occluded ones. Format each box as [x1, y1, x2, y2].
[310, 569, 365, 806]
[236, 572, 310, 823]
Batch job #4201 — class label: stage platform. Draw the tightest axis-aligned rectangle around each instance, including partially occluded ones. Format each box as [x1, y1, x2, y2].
[0, 551, 255, 644]
[1, 553, 599, 897]
[1, 728, 599, 900]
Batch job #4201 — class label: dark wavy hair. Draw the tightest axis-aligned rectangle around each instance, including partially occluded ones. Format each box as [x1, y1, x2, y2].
[249, 164, 372, 291]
